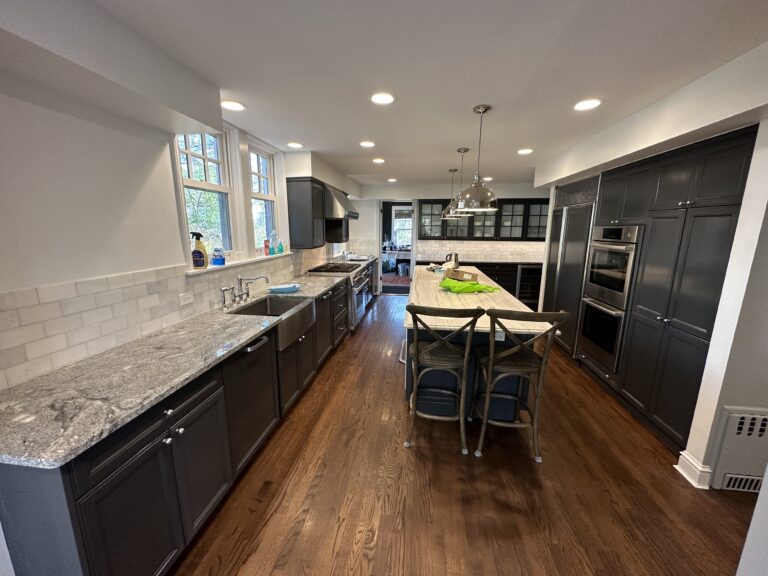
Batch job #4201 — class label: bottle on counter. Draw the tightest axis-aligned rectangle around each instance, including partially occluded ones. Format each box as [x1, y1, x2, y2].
[263, 239, 270, 256]
[211, 247, 225, 266]
[269, 230, 277, 255]
[190, 232, 208, 269]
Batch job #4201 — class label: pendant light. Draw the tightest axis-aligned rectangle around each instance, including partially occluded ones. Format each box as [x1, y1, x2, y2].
[441, 168, 461, 220]
[455, 105, 498, 213]
[442, 147, 472, 220]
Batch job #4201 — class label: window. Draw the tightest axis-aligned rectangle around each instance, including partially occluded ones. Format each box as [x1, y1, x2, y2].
[249, 146, 276, 251]
[176, 132, 232, 253]
[392, 207, 413, 248]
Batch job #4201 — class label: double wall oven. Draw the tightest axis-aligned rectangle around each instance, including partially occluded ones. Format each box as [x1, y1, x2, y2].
[577, 225, 641, 377]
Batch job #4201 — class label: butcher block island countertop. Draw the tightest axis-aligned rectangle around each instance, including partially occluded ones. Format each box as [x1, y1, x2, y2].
[405, 266, 552, 334]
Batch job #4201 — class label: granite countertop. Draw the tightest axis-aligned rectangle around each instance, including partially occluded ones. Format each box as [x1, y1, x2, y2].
[0, 274, 348, 470]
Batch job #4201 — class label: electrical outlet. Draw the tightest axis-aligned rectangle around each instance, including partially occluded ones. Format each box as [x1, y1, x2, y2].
[178, 292, 194, 306]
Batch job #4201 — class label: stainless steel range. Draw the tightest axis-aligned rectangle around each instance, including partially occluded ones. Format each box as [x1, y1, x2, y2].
[307, 258, 376, 331]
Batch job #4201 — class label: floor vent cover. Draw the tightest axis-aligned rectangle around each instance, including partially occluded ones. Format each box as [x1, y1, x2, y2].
[722, 474, 763, 493]
[712, 409, 768, 491]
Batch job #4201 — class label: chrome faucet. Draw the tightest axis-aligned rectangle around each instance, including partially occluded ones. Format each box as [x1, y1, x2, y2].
[237, 274, 269, 300]
[342, 251, 349, 262]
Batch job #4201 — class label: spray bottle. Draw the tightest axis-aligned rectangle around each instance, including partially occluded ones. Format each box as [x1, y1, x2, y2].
[190, 232, 208, 269]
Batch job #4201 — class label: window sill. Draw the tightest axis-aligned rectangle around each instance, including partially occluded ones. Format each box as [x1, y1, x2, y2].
[184, 252, 293, 277]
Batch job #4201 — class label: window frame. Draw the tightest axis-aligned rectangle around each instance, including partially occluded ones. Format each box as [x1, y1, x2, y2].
[391, 205, 413, 248]
[247, 141, 278, 253]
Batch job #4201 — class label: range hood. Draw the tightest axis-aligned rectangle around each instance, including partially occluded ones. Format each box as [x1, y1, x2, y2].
[324, 185, 359, 220]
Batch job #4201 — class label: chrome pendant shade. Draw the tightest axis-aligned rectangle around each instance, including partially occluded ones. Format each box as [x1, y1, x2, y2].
[441, 168, 461, 220]
[455, 105, 498, 213]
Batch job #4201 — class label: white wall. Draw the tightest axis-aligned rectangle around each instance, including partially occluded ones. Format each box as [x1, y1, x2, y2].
[349, 200, 379, 242]
[0, 92, 186, 292]
[283, 151, 361, 197]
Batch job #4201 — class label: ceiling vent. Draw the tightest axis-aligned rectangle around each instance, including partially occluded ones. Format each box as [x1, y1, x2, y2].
[712, 409, 768, 493]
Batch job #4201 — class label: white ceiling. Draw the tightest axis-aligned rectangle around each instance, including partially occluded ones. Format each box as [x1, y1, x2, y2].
[92, 0, 768, 185]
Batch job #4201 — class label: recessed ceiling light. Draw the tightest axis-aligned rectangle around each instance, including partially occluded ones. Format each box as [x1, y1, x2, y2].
[517, 148, 534, 155]
[221, 100, 246, 111]
[360, 141, 376, 148]
[387, 178, 397, 183]
[574, 99, 601, 111]
[372, 158, 385, 164]
[483, 177, 493, 182]
[286, 142, 304, 149]
[370, 93, 395, 105]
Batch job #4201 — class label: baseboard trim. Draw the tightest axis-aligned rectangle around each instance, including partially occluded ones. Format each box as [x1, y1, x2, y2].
[675, 450, 713, 489]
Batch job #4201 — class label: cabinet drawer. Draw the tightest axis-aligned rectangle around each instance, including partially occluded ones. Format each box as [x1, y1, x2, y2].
[69, 368, 222, 499]
[333, 315, 348, 347]
[332, 290, 348, 321]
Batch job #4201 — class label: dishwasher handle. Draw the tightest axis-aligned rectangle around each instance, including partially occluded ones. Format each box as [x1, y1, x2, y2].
[244, 335, 269, 353]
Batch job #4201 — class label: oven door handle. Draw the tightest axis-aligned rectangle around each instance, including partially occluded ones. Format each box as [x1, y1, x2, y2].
[590, 242, 634, 252]
[353, 278, 370, 294]
[582, 297, 625, 317]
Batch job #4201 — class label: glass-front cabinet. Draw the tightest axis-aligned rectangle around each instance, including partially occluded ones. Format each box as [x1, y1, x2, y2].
[417, 199, 549, 241]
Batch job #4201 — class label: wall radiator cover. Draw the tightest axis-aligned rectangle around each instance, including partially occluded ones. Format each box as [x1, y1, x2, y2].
[713, 409, 768, 492]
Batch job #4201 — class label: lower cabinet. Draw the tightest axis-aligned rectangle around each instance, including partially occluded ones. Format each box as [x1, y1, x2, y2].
[77, 432, 185, 576]
[223, 333, 279, 477]
[619, 312, 709, 448]
[77, 369, 231, 576]
[315, 290, 333, 364]
[278, 325, 317, 416]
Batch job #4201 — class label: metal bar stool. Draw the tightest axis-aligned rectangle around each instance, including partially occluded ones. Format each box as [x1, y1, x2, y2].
[404, 304, 484, 455]
[473, 309, 569, 462]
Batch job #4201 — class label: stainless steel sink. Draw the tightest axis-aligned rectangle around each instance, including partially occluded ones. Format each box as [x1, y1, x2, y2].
[229, 296, 315, 351]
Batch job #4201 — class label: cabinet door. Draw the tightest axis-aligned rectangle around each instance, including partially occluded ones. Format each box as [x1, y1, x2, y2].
[553, 204, 593, 353]
[472, 212, 498, 239]
[298, 327, 316, 389]
[620, 165, 654, 223]
[418, 201, 445, 239]
[542, 208, 563, 312]
[278, 344, 301, 415]
[311, 182, 326, 247]
[498, 201, 526, 239]
[648, 326, 709, 447]
[691, 135, 754, 207]
[595, 173, 624, 225]
[170, 386, 232, 541]
[516, 265, 543, 307]
[632, 209, 686, 320]
[619, 313, 664, 412]
[223, 334, 279, 477]
[315, 291, 333, 364]
[652, 150, 697, 210]
[77, 433, 185, 576]
[667, 205, 739, 340]
[444, 214, 471, 238]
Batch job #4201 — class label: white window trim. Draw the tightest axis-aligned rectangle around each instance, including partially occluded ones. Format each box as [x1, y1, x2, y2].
[391, 205, 413, 247]
[245, 134, 289, 257]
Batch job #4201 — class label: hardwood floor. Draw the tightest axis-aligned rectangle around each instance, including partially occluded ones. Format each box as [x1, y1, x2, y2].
[174, 294, 755, 576]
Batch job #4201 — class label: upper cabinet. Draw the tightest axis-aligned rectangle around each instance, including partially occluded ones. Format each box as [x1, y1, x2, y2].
[418, 199, 548, 241]
[287, 178, 326, 249]
[595, 163, 655, 226]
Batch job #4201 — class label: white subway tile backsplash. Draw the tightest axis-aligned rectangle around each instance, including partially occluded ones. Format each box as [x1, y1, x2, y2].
[0, 310, 20, 332]
[61, 295, 96, 316]
[44, 314, 83, 337]
[6, 357, 52, 386]
[66, 324, 101, 347]
[25, 334, 68, 360]
[112, 299, 139, 318]
[141, 318, 163, 336]
[123, 284, 149, 300]
[114, 325, 142, 345]
[167, 276, 186, 291]
[0, 324, 45, 350]
[133, 269, 158, 284]
[82, 306, 113, 326]
[37, 282, 77, 303]
[107, 272, 135, 290]
[156, 266, 180, 281]
[137, 294, 160, 310]
[86, 334, 117, 356]
[0, 347, 26, 370]
[99, 316, 129, 336]
[94, 289, 124, 308]
[75, 277, 109, 296]
[0, 289, 39, 312]
[50, 344, 89, 369]
[18, 302, 62, 325]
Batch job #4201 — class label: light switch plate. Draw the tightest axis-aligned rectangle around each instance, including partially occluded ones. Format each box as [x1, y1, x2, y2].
[178, 292, 194, 306]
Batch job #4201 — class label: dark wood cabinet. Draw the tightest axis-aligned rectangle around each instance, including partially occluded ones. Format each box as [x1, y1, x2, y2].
[691, 131, 755, 207]
[651, 150, 697, 210]
[170, 386, 232, 541]
[595, 164, 654, 225]
[315, 291, 333, 364]
[619, 312, 664, 411]
[222, 333, 279, 477]
[287, 177, 326, 248]
[418, 201, 446, 238]
[77, 432, 185, 576]
[277, 325, 316, 415]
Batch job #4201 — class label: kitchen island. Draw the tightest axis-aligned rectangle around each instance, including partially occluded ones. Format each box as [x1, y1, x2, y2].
[403, 266, 552, 414]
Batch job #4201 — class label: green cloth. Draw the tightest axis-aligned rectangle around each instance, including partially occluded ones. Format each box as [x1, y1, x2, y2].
[439, 277, 499, 293]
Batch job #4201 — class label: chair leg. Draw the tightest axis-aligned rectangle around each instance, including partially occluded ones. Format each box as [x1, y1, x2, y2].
[530, 374, 542, 463]
[474, 368, 493, 457]
[467, 363, 477, 422]
[459, 368, 468, 455]
[404, 366, 419, 448]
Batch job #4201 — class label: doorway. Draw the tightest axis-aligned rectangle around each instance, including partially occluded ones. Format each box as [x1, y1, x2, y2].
[381, 202, 413, 294]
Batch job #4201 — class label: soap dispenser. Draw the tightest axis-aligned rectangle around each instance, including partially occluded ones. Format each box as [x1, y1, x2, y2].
[190, 232, 208, 269]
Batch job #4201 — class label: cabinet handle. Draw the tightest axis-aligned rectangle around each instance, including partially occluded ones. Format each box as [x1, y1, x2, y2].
[656, 316, 663, 321]
[678, 201, 683, 206]
[162, 438, 173, 445]
[176, 427, 185, 435]
[163, 409, 174, 416]
[687, 200, 694, 205]
[245, 336, 269, 353]
[663, 318, 671, 324]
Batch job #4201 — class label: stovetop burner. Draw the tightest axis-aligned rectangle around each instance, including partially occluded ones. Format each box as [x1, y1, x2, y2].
[308, 263, 361, 273]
